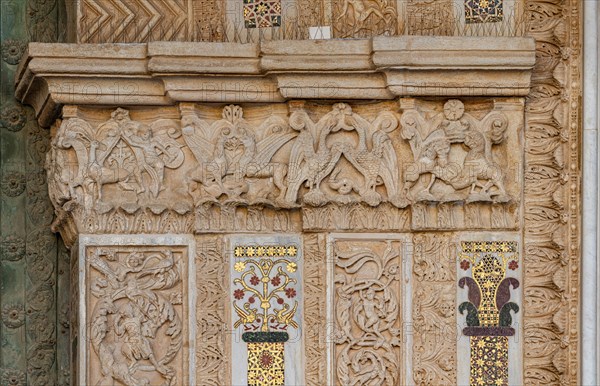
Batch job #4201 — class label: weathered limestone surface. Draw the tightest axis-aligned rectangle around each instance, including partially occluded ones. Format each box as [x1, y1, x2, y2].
[15, 37, 535, 127]
[11, 1, 584, 382]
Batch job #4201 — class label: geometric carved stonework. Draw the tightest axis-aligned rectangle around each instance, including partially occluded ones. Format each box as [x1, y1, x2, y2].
[82, 240, 191, 386]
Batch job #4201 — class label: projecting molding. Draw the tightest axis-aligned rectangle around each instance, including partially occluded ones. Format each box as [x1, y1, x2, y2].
[15, 36, 535, 126]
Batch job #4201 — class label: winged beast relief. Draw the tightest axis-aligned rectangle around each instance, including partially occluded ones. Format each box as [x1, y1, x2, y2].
[400, 99, 510, 204]
[181, 105, 296, 205]
[49, 108, 185, 211]
[284, 103, 405, 208]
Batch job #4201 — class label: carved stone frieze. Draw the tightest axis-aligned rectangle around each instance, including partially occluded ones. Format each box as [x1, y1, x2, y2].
[523, 0, 581, 384]
[83, 243, 190, 386]
[332, 238, 405, 385]
[46, 100, 526, 240]
[332, 0, 398, 38]
[400, 98, 521, 205]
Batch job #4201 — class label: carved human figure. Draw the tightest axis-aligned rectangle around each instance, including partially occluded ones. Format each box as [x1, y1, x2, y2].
[336, 0, 396, 36]
[127, 128, 172, 195]
[115, 303, 171, 377]
[356, 288, 386, 347]
[401, 99, 510, 203]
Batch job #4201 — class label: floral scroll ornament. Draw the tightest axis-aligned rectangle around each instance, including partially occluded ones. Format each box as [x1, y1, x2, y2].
[0, 235, 25, 261]
[1, 369, 25, 386]
[1, 39, 26, 65]
[0, 171, 26, 197]
[0, 103, 27, 132]
[2, 303, 25, 328]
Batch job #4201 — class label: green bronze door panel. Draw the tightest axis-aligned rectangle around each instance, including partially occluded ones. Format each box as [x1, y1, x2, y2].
[0, 0, 69, 385]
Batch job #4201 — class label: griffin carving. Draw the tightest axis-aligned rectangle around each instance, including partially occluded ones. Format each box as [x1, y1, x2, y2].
[285, 103, 404, 207]
[181, 105, 296, 205]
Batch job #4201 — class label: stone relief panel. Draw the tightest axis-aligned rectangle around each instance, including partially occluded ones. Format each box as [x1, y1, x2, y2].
[48, 106, 187, 213]
[180, 103, 295, 206]
[79, 236, 194, 386]
[330, 235, 411, 386]
[400, 98, 521, 205]
[332, 0, 398, 38]
[411, 233, 456, 385]
[229, 235, 303, 386]
[46, 99, 525, 241]
[402, 0, 456, 36]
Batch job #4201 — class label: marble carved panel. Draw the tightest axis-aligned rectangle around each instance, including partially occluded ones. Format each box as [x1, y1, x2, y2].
[78, 235, 195, 386]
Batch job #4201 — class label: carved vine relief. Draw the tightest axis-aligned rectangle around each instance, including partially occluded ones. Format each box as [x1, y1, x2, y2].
[333, 240, 403, 385]
[47, 99, 518, 232]
[86, 246, 186, 386]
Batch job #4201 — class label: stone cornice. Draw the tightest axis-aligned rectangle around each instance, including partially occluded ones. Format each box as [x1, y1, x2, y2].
[15, 36, 535, 126]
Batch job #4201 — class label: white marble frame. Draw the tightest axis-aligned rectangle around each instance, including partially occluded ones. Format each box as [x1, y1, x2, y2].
[582, 0, 599, 384]
[77, 234, 197, 386]
[326, 233, 414, 386]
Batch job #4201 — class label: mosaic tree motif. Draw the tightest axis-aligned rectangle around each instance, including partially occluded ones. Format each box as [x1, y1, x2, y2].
[458, 241, 519, 386]
[232, 244, 301, 386]
[464, 0, 503, 23]
[243, 0, 282, 28]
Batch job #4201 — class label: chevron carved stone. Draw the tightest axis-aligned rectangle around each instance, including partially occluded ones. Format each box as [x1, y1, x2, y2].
[78, 0, 191, 43]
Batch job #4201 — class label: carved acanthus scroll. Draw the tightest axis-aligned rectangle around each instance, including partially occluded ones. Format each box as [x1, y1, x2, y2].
[333, 240, 402, 385]
[86, 246, 186, 386]
[412, 234, 456, 385]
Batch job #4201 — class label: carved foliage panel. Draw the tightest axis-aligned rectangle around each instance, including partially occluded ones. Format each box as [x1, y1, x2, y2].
[303, 234, 327, 386]
[195, 235, 228, 386]
[81, 237, 193, 386]
[523, 0, 581, 384]
[331, 236, 410, 386]
[411, 234, 456, 385]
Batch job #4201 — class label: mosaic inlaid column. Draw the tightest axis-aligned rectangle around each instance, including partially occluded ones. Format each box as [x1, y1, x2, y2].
[457, 239, 521, 386]
[230, 235, 303, 386]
